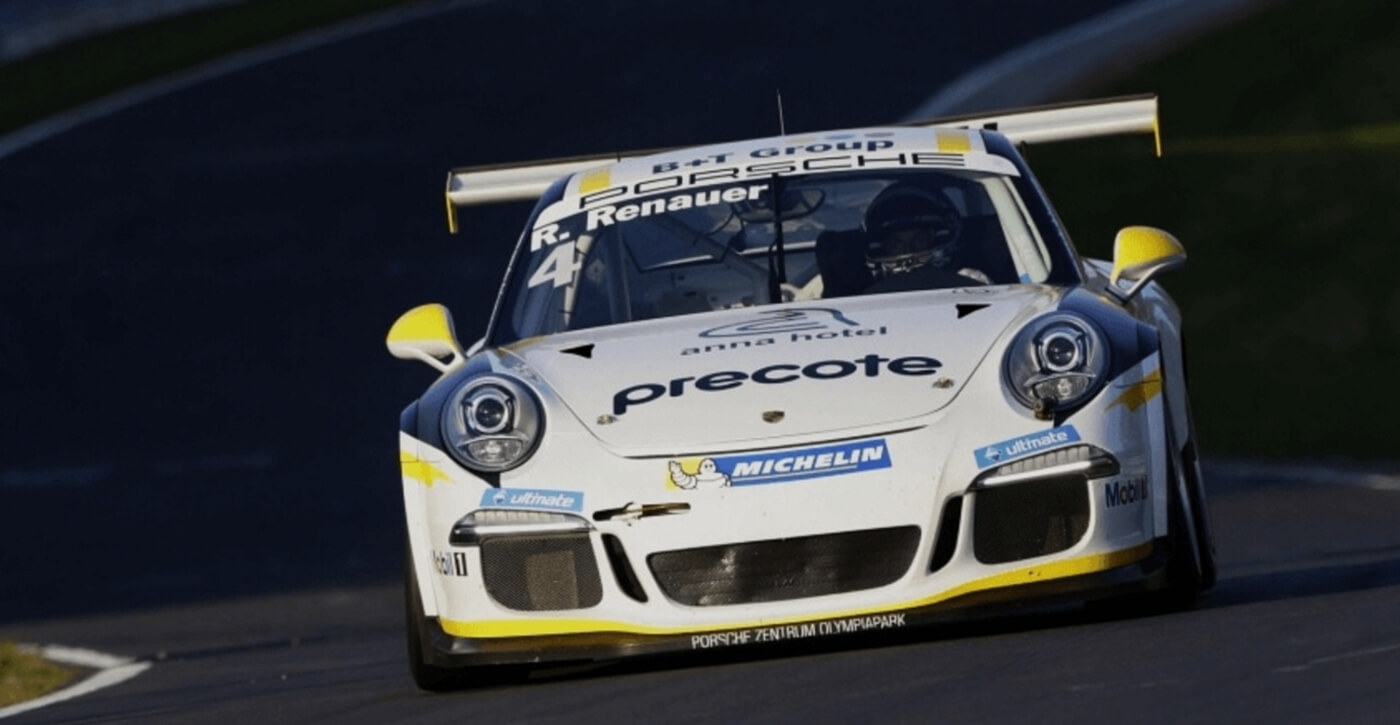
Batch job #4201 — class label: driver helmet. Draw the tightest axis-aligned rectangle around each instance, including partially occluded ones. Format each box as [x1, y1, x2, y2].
[862, 183, 962, 275]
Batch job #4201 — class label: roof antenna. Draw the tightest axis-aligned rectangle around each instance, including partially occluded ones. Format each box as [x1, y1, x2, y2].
[776, 89, 786, 136]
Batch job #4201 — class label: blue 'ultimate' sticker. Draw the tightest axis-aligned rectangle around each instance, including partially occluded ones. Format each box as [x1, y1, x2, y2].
[974, 426, 1081, 469]
[668, 438, 891, 489]
[480, 487, 584, 513]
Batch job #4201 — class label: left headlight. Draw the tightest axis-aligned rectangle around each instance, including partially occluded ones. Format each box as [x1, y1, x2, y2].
[441, 375, 544, 472]
[1003, 313, 1110, 418]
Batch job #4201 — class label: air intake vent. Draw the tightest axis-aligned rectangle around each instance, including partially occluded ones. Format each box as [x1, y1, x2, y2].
[648, 527, 920, 606]
[480, 533, 603, 611]
[973, 474, 1088, 564]
[929, 496, 963, 573]
[602, 534, 648, 603]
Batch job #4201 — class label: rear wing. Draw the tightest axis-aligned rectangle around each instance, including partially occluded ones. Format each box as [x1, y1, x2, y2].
[444, 94, 1159, 233]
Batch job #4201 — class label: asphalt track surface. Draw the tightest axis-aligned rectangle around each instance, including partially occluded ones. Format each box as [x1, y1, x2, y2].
[3, 1, 1399, 722]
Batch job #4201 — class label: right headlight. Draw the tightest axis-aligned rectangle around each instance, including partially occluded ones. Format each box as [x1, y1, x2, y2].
[440, 375, 544, 472]
[1003, 313, 1110, 418]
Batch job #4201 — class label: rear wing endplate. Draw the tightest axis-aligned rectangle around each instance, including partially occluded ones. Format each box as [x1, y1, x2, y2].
[444, 94, 1158, 233]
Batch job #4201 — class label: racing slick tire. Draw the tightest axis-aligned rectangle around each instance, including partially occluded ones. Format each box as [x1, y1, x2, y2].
[1175, 338, 1217, 589]
[1139, 342, 1218, 611]
[1180, 435, 1217, 590]
[1087, 415, 1213, 618]
[1153, 452, 1204, 612]
[404, 545, 468, 691]
[404, 541, 532, 691]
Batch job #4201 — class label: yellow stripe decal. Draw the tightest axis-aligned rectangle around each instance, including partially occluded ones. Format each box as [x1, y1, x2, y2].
[936, 129, 972, 153]
[578, 169, 611, 194]
[440, 541, 1153, 638]
[400, 450, 452, 487]
[1108, 369, 1163, 412]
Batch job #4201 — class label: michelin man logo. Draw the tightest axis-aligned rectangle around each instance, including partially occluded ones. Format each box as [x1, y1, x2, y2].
[668, 458, 732, 489]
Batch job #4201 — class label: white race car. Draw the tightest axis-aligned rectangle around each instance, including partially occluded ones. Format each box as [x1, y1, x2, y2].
[388, 95, 1215, 689]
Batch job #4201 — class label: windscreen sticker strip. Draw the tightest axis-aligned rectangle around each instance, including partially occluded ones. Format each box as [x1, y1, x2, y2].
[537, 128, 1017, 228]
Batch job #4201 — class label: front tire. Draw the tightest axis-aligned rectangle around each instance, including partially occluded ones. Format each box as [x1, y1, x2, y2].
[1180, 436, 1217, 590]
[404, 546, 467, 692]
[1145, 419, 1217, 612]
[1153, 455, 1203, 611]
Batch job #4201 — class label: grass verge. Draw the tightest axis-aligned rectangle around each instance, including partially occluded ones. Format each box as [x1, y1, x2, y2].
[0, 643, 81, 708]
[1033, 0, 1400, 460]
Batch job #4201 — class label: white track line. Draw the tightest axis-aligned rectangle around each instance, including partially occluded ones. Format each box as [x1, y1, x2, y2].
[908, 0, 1277, 118]
[0, 0, 490, 162]
[0, 645, 151, 720]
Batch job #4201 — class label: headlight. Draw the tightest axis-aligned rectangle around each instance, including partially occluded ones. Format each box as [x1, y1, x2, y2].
[1003, 313, 1109, 418]
[441, 375, 544, 472]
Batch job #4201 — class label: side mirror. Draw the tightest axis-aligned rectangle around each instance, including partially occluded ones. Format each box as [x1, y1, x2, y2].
[1109, 226, 1186, 302]
[386, 303, 465, 373]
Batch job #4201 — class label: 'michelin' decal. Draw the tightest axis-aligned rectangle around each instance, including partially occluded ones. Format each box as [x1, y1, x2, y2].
[668, 438, 891, 489]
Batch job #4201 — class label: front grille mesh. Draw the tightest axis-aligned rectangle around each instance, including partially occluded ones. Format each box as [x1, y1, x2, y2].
[480, 533, 602, 611]
[648, 526, 920, 606]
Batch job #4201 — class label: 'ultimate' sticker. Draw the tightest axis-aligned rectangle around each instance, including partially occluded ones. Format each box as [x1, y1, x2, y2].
[667, 438, 891, 490]
[974, 426, 1080, 469]
[480, 487, 584, 513]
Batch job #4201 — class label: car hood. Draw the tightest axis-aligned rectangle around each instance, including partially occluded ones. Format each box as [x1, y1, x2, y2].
[503, 287, 1061, 454]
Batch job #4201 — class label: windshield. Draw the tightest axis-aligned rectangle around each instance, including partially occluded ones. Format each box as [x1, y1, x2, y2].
[493, 169, 1058, 344]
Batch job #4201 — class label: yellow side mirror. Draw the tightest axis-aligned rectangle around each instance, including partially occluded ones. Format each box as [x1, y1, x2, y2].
[386, 304, 464, 372]
[1110, 226, 1186, 301]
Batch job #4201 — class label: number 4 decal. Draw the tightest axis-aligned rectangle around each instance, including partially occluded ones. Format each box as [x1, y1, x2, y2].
[528, 241, 581, 288]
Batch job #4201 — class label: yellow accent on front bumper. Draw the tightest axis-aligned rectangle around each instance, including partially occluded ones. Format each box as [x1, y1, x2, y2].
[440, 541, 1153, 638]
[400, 451, 452, 487]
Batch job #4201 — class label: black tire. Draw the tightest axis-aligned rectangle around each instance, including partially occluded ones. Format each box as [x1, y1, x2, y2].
[404, 546, 469, 692]
[1088, 445, 1201, 618]
[1180, 437, 1218, 590]
[1174, 336, 1217, 590]
[404, 542, 532, 690]
[1151, 455, 1203, 612]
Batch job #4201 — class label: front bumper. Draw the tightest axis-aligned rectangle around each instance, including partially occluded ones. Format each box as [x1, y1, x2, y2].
[402, 354, 1171, 669]
[415, 537, 1168, 668]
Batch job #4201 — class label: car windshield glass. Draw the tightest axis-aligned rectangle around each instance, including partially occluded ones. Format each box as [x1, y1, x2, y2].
[495, 169, 1052, 342]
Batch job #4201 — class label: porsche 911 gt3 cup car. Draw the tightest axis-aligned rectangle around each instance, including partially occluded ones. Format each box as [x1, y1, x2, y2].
[388, 95, 1215, 690]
